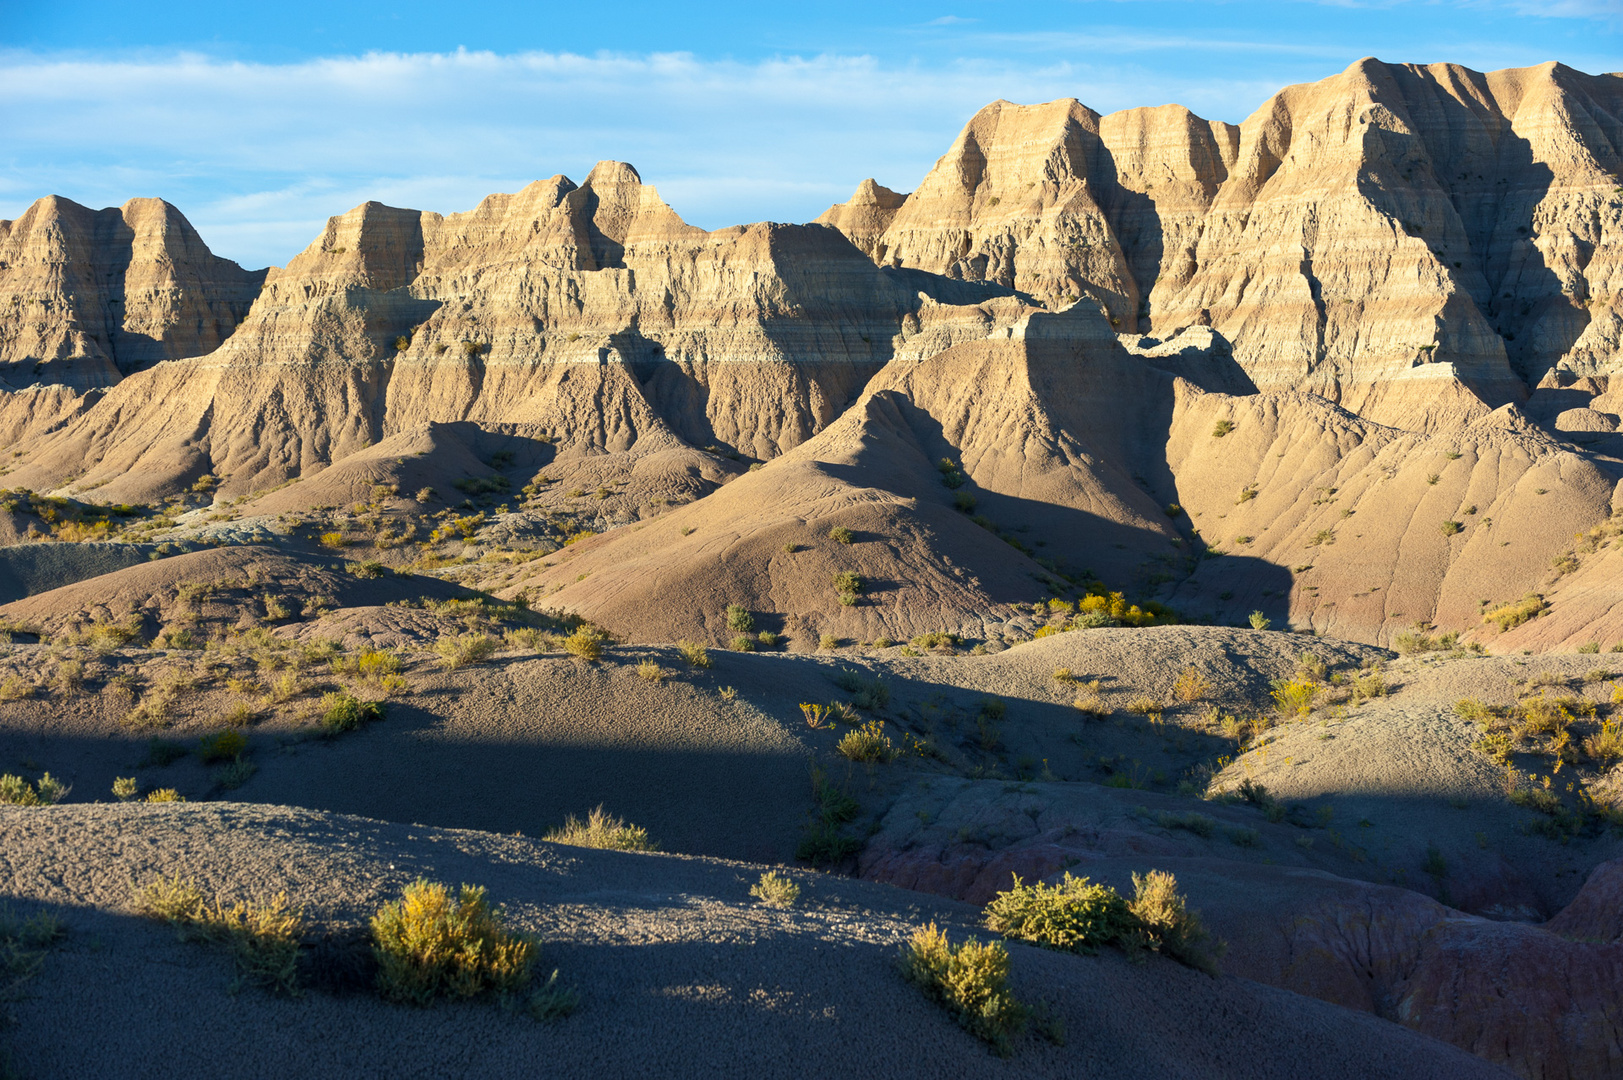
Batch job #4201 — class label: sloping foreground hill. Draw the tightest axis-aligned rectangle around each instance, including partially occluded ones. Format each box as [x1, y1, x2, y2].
[0, 803, 1509, 1080]
[513, 299, 1617, 649]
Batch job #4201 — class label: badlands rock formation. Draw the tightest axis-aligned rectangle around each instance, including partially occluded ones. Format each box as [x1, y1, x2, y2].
[0, 59, 1613, 655]
[0, 196, 264, 390]
[822, 58, 1623, 419]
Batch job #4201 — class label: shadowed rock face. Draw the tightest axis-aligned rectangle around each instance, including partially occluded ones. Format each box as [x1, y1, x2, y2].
[821, 58, 1623, 414]
[0, 196, 265, 389]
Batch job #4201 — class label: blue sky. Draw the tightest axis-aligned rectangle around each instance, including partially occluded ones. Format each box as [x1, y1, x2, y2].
[3, 1, 1619, 267]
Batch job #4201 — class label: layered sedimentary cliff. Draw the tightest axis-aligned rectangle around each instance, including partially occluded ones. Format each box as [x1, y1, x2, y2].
[0, 196, 264, 390]
[821, 58, 1623, 418]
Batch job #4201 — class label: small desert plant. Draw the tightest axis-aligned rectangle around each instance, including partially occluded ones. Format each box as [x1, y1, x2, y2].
[912, 631, 958, 651]
[1441, 520, 1463, 536]
[829, 526, 854, 545]
[1270, 678, 1317, 717]
[749, 871, 801, 908]
[1127, 869, 1218, 974]
[0, 773, 67, 807]
[198, 729, 248, 763]
[899, 923, 1026, 1055]
[1172, 667, 1212, 703]
[757, 630, 779, 648]
[673, 640, 710, 668]
[0, 675, 33, 701]
[1484, 594, 1545, 632]
[214, 757, 258, 790]
[983, 870, 1216, 974]
[353, 647, 404, 681]
[1584, 718, 1623, 764]
[635, 660, 665, 682]
[145, 788, 185, 803]
[1212, 419, 1234, 438]
[320, 692, 384, 734]
[415, 487, 436, 503]
[112, 776, 140, 801]
[543, 805, 657, 851]
[983, 873, 1139, 955]
[52, 660, 85, 696]
[819, 634, 839, 651]
[1248, 610, 1271, 631]
[318, 532, 347, 549]
[370, 879, 534, 1006]
[725, 605, 755, 632]
[837, 720, 895, 763]
[834, 669, 890, 710]
[434, 632, 500, 670]
[562, 625, 609, 661]
[731, 635, 756, 652]
[133, 875, 305, 996]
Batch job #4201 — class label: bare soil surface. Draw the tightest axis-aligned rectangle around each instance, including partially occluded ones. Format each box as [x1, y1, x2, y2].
[0, 803, 1511, 1080]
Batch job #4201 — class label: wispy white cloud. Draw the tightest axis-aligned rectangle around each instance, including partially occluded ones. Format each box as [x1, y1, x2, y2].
[925, 15, 979, 25]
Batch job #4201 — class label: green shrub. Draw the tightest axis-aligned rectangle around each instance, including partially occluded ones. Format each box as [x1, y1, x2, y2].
[133, 875, 305, 996]
[1127, 869, 1218, 974]
[1440, 520, 1463, 536]
[1269, 678, 1317, 717]
[834, 669, 890, 710]
[829, 526, 854, 545]
[1484, 594, 1544, 632]
[899, 924, 1026, 1055]
[320, 692, 384, 734]
[371, 879, 534, 1006]
[214, 758, 258, 790]
[731, 635, 756, 652]
[983, 873, 1138, 954]
[434, 632, 500, 670]
[677, 639, 711, 668]
[1248, 610, 1271, 631]
[837, 721, 895, 763]
[635, 660, 665, 682]
[112, 776, 140, 801]
[543, 805, 657, 851]
[749, 871, 801, 908]
[0, 772, 67, 807]
[198, 729, 248, 763]
[819, 634, 840, 650]
[726, 605, 754, 632]
[562, 625, 609, 661]
[983, 870, 1216, 974]
[145, 788, 185, 803]
[912, 631, 958, 651]
[1211, 419, 1234, 438]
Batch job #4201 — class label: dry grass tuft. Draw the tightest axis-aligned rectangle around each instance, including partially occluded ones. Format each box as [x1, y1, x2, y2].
[132, 875, 305, 996]
[543, 805, 658, 851]
[434, 632, 500, 670]
[676, 639, 711, 668]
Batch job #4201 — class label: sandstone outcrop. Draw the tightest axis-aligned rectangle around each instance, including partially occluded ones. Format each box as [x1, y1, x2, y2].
[0, 196, 264, 389]
[823, 59, 1623, 426]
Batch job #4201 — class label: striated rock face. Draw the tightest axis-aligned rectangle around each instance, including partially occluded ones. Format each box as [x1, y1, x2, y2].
[825, 59, 1623, 420]
[814, 178, 908, 261]
[7, 164, 924, 500]
[0, 196, 264, 389]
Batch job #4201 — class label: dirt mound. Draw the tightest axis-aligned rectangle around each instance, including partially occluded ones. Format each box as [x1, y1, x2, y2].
[0, 545, 470, 639]
[1163, 389, 1618, 646]
[0, 803, 1511, 1079]
[0, 542, 155, 604]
